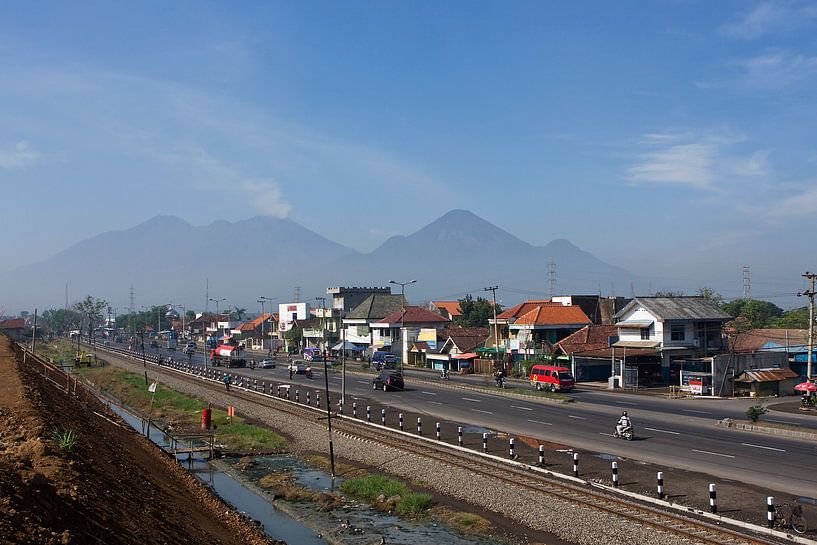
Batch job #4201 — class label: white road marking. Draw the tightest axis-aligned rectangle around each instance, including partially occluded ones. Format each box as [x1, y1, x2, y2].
[644, 427, 680, 435]
[599, 432, 615, 437]
[428, 401, 443, 405]
[421, 391, 437, 396]
[741, 443, 786, 452]
[692, 449, 735, 459]
[357, 380, 369, 384]
[527, 419, 553, 426]
[473, 409, 493, 415]
[462, 397, 481, 402]
[682, 409, 712, 415]
[511, 405, 533, 411]
[568, 415, 586, 420]
[768, 419, 797, 425]
[615, 401, 637, 405]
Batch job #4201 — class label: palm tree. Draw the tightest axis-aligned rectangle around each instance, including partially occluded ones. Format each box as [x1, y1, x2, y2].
[231, 306, 247, 321]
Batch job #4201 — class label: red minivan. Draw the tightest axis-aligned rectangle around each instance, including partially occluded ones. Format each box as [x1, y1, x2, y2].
[529, 364, 575, 392]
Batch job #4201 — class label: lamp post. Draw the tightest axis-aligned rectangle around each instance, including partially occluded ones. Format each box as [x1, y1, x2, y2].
[209, 297, 227, 339]
[176, 304, 186, 340]
[315, 297, 327, 355]
[388, 279, 416, 373]
[258, 296, 275, 354]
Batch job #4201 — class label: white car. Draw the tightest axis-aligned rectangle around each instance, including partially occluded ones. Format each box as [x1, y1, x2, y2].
[258, 359, 276, 369]
[288, 360, 308, 374]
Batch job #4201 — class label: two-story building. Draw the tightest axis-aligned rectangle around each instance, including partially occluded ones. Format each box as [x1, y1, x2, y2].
[340, 293, 406, 355]
[370, 306, 450, 363]
[612, 297, 731, 388]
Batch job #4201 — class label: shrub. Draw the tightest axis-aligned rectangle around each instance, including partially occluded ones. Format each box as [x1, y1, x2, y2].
[746, 404, 768, 422]
[340, 474, 407, 502]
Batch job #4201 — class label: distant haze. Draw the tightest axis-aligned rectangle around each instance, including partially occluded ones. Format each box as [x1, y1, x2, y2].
[1, 210, 646, 313]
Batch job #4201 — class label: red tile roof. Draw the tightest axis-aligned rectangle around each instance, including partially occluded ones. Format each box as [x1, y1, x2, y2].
[432, 301, 462, 317]
[247, 312, 274, 329]
[513, 305, 592, 327]
[731, 328, 809, 353]
[496, 300, 559, 320]
[0, 318, 25, 329]
[555, 325, 618, 355]
[380, 306, 449, 324]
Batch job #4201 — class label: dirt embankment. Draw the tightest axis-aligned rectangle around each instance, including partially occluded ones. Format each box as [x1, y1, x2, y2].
[0, 337, 281, 545]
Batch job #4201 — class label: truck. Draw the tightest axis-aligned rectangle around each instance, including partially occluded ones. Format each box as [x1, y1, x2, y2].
[209, 344, 246, 368]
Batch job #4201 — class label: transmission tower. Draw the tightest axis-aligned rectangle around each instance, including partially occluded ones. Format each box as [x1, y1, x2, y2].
[294, 286, 302, 303]
[742, 266, 751, 299]
[547, 259, 557, 298]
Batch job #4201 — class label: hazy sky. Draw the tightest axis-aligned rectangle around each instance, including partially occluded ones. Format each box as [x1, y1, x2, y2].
[1, 1, 815, 303]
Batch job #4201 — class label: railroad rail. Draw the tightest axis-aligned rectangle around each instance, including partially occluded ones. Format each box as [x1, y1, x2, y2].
[85, 343, 813, 545]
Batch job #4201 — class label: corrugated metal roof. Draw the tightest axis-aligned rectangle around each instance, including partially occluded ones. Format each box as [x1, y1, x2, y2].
[615, 297, 731, 321]
[612, 340, 662, 349]
[734, 368, 798, 383]
[617, 320, 654, 328]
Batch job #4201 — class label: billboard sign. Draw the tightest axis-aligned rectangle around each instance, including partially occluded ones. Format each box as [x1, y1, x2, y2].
[278, 302, 309, 323]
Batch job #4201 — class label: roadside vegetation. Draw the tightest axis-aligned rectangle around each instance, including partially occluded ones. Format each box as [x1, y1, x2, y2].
[340, 473, 433, 517]
[39, 340, 285, 451]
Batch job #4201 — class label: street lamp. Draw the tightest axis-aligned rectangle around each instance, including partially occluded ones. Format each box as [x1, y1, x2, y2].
[209, 298, 227, 339]
[258, 296, 275, 354]
[388, 279, 416, 372]
[316, 297, 327, 355]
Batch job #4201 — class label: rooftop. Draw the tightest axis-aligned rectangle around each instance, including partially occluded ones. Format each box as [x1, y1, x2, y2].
[431, 301, 462, 317]
[345, 294, 406, 320]
[380, 306, 450, 324]
[496, 300, 560, 320]
[615, 297, 732, 322]
[512, 305, 592, 327]
[555, 325, 619, 355]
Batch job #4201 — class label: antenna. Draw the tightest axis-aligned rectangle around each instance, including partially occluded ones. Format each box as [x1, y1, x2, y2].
[547, 258, 557, 298]
[294, 286, 302, 303]
[742, 266, 750, 299]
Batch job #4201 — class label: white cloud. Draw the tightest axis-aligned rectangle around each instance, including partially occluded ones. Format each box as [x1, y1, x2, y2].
[627, 142, 717, 189]
[767, 185, 817, 217]
[731, 149, 771, 177]
[721, 2, 789, 38]
[0, 141, 40, 170]
[243, 179, 292, 218]
[737, 51, 817, 88]
[627, 129, 771, 190]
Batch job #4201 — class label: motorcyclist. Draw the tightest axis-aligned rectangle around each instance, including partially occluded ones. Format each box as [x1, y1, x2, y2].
[305, 366, 313, 379]
[616, 411, 632, 436]
[494, 369, 505, 388]
[441, 369, 449, 380]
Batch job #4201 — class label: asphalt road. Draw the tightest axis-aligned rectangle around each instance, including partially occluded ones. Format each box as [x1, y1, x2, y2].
[118, 341, 817, 498]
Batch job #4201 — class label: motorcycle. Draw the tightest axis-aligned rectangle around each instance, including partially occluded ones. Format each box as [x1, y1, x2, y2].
[440, 370, 450, 381]
[495, 376, 506, 389]
[613, 425, 634, 441]
[305, 367, 313, 379]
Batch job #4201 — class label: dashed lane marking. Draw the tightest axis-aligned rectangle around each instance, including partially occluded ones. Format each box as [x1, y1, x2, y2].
[692, 449, 735, 458]
[511, 405, 533, 411]
[462, 397, 481, 402]
[473, 409, 493, 415]
[741, 443, 786, 452]
[644, 427, 680, 435]
[682, 409, 712, 415]
[421, 391, 438, 396]
[527, 419, 553, 426]
[568, 415, 586, 420]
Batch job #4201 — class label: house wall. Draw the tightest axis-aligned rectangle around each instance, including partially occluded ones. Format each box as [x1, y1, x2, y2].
[618, 307, 663, 343]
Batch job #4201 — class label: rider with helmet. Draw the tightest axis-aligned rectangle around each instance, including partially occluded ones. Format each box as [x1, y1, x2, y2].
[616, 411, 632, 436]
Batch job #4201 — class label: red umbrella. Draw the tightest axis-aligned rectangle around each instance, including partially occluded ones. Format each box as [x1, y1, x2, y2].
[794, 382, 817, 392]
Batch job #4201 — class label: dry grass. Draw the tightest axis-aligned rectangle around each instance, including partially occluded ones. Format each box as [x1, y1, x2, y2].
[431, 506, 493, 534]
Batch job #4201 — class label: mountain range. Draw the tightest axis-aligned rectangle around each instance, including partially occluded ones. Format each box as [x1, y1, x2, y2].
[0, 209, 642, 313]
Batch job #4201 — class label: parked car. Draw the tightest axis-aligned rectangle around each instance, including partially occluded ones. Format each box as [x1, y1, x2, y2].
[288, 360, 308, 374]
[258, 359, 276, 369]
[372, 351, 397, 370]
[529, 364, 575, 392]
[373, 372, 404, 392]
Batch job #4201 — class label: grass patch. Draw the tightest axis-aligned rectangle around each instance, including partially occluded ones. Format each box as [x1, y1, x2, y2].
[341, 474, 408, 501]
[431, 506, 493, 534]
[396, 492, 433, 517]
[76, 364, 286, 451]
[341, 474, 434, 517]
[49, 426, 79, 453]
[501, 385, 572, 401]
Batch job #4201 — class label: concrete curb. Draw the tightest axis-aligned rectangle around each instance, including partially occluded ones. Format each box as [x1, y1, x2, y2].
[716, 418, 817, 442]
[404, 375, 574, 404]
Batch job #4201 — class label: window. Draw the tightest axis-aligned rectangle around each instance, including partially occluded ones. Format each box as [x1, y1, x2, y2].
[640, 328, 650, 340]
[671, 324, 685, 341]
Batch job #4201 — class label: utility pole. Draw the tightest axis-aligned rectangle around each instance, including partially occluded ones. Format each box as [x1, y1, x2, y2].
[485, 286, 500, 362]
[798, 272, 816, 380]
[258, 296, 274, 353]
[389, 279, 416, 372]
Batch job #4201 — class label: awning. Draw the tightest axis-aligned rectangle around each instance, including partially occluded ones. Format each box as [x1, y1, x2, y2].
[612, 340, 661, 349]
[616, 320, 654, 328]
[452, 352, 478, 360]
[331, 340, 364, 351]
[476, 347, 506, 354]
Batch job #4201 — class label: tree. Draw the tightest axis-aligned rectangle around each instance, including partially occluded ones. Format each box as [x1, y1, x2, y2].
[654, 290, 685, 297]
[73, 296, 109, 338]
[771, 307, 809, 329]
[285, 324, 302, 348]
[230, 306, 247, 321]
[185, 309, 196, 321]
[722, 298, 783, 329]
[696, 287, 724, 307]
[41, 308, 82, 334]
[454, 295, 502, 328]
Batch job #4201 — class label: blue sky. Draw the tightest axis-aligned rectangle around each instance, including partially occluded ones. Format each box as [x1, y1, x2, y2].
[1, 1, 815, 304]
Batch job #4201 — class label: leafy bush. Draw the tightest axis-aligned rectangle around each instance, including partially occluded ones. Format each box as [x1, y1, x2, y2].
[746, 404, 768, 422]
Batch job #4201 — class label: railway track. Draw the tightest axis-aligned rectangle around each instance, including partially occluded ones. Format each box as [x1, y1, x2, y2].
[93, 344, 809, 545]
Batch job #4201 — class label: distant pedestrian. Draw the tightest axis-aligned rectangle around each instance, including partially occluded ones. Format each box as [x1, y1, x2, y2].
[223, 374, 231, 391]
[289, 366, 293, 380]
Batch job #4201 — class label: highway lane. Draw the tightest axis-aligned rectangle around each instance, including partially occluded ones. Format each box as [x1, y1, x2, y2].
[113, 342, 817, 496]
